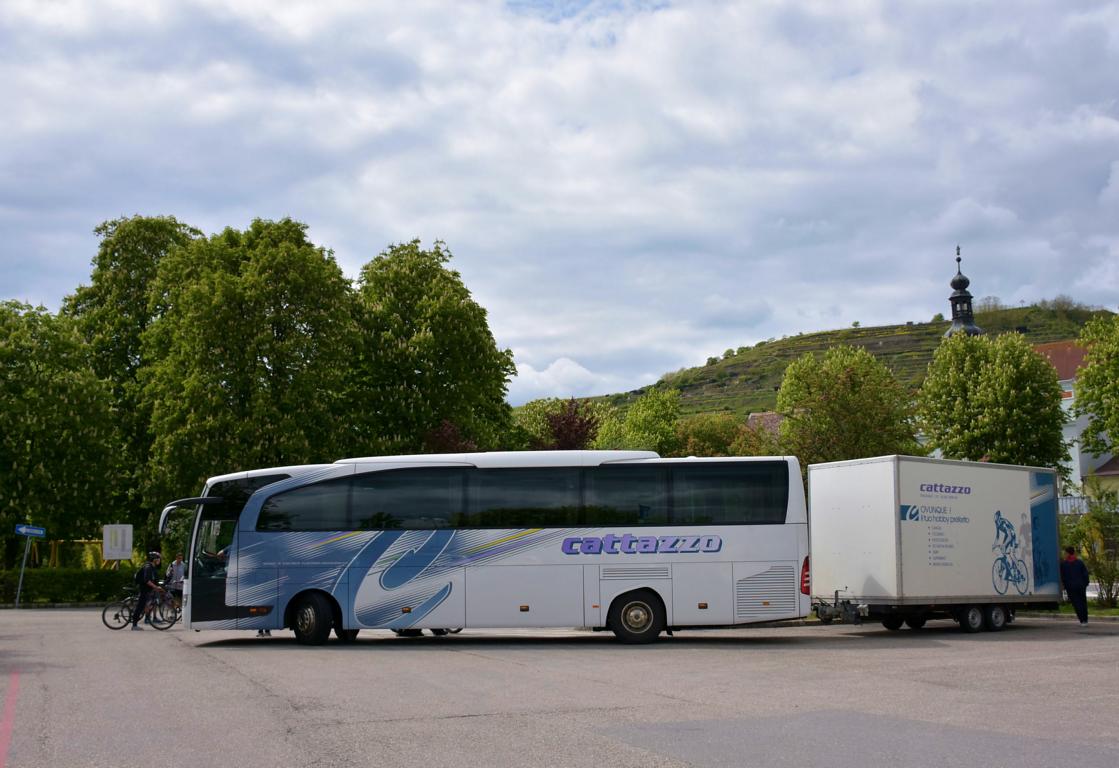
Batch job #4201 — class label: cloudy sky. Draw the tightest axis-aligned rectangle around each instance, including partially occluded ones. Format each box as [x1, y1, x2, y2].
[2, 1, 1118, 404]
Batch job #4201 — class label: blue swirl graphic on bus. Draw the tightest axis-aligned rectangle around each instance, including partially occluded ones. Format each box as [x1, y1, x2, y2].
[380, 529, 455, 590]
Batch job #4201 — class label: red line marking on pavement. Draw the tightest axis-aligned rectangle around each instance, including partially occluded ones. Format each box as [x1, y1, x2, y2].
[0, 671, 19, 768]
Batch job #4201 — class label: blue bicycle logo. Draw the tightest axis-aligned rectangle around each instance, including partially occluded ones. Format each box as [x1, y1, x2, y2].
[992, 511, 1028, 595]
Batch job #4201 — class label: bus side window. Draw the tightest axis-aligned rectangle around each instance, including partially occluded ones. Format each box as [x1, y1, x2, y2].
[584, 466, 669, 526]
[257, 479, 350, 531]
[464, 468, 580, 528]
[671, 462, 788, 525]
[350, 468, 465, 530]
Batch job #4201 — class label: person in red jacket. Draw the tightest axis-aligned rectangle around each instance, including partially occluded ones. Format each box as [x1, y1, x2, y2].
[1059, 546, 1091, 626]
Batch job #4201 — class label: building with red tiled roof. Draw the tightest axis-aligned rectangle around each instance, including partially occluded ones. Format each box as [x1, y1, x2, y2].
[1034, 340, 1114, 491]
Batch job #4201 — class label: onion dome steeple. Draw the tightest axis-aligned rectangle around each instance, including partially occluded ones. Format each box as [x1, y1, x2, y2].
[944, 246, 984, 337]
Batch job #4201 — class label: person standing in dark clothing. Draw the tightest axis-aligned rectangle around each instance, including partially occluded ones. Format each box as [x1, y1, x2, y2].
[131, 552, 166, 631]
[1059, 546, 1091, 626]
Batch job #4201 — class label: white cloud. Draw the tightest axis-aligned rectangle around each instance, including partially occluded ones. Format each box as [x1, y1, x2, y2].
[508, 356, 626, 405]
[2, 0, 1119, 402]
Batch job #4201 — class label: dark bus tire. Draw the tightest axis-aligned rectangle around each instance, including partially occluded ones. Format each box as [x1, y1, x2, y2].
[293, 593, 333, 645]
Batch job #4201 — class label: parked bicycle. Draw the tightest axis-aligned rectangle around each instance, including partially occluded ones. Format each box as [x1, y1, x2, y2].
[101, 584, 178, 631]
[101, 587, 139, 630]
[151, 583, 181, 628]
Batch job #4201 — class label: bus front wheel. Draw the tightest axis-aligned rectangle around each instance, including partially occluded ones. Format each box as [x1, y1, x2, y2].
[293, 593, 333, 645]
[608, 590, 665, 644]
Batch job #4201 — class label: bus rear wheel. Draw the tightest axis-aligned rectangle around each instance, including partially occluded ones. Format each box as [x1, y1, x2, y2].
[293, 593, 332, 645]
[608, 590, 665, 644]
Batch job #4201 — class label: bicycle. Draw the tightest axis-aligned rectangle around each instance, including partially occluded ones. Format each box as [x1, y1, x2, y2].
[101, 587, 139, 630]
[149, 585, 181, 630]
[101, 585, 178, 630]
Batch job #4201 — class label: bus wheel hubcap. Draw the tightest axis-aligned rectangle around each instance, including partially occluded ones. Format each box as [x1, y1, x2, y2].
[297, 607, 315, 633]
[623, 602, 650, 632]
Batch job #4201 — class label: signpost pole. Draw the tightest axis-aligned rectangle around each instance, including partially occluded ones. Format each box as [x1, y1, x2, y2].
[13, 524, 46, 607]
[15, 535, 32, 608]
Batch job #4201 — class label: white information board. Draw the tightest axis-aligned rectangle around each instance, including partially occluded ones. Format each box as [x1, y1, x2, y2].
[102, 524, 133, 560]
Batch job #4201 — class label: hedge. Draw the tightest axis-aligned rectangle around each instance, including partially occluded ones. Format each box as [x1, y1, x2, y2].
[0, 567, 138, 604]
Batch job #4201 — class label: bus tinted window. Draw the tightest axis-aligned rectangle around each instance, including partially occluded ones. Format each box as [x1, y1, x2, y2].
[584, 466, 669, 525]
[207, 474, 289, 519]
[671, 462, 788, 524]
[258, 478, 350, 531]
[464, 468, 580, 528]
[351, 468, 464, 530]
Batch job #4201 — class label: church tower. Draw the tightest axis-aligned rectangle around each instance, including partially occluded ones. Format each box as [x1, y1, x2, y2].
[944, 246, 984, 337]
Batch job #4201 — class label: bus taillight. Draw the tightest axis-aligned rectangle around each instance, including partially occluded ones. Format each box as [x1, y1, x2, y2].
[800, 556, 810, 595]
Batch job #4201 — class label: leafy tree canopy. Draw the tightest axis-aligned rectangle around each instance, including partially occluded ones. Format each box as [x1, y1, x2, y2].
[141, 218, 358, 504]
[595, 389, 681, 455]
[0, 302, 117, 549]
[62, 215, 201, 521]
[918, 333, 1067, 470]
[672, 413, 741, 457]
[777, 345, 920, 468]
[513, 397, 604, 450]
[1075, 315, 1119, 457]
[354, 240, 515, 453]
[64, 216, 201, 383]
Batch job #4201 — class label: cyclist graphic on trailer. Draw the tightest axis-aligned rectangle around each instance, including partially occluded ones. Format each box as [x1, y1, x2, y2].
[991, 510, 1029, 596]
[993, 510, 1017, 553]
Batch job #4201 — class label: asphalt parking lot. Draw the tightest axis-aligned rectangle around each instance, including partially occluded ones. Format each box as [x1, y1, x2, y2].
[1, 610, 1117, 768]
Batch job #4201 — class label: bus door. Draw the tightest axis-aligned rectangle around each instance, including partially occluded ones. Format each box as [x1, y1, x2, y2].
[190, 505, 239, 623]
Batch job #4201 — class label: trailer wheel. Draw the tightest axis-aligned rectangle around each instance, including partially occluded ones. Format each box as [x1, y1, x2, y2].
[818, 615, 833, 626]
[984, 605, 1008, 632]
[960, 605, 984, 633]
[881, 616, 904, 631]
[904, 616, 926, 630]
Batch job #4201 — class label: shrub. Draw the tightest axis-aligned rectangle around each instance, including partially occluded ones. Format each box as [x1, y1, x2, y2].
[0, 567, 136, 604]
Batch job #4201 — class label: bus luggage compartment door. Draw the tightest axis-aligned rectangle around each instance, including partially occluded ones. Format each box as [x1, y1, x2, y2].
[465, 565, 583, 627]
[672, 562, 733, 625]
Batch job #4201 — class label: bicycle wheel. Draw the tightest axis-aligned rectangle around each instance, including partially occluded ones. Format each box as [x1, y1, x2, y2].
[992, 558, 1009, 595]
[1013, 559, 1029, 595]
[102, 600, 132, 630]
[151, 597, 176, 630]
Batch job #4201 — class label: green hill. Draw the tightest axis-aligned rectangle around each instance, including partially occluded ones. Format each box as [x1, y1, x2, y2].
[600, 303, 1111, 418]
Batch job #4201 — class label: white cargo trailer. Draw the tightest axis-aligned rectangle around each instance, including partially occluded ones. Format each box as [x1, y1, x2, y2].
[809, 455, 1060, 633]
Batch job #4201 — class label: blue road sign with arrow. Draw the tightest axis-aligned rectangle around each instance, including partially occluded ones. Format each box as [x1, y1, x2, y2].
[15, 524, 46, 538]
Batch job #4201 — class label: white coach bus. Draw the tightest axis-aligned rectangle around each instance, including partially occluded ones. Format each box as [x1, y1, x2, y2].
[160, 451, 810, 644]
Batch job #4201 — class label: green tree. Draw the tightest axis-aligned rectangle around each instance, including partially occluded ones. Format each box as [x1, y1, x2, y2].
[545, 399, 601, 450]
[1064, 481, 1119, 608]
[728, 422, 781, 456]
[0, 303, 117, 564]
[512, 397, 605, 450]
[353, 240, 515, 453]
[673, 413, 741, 457]
[1075, 315, 1119, 457]
[594, 389, 681, 454]
[141, 219, 358, 508]
[62, 216, 201, 525]
[777, 345, 919, 468]
[918, 333, 1067, 469]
